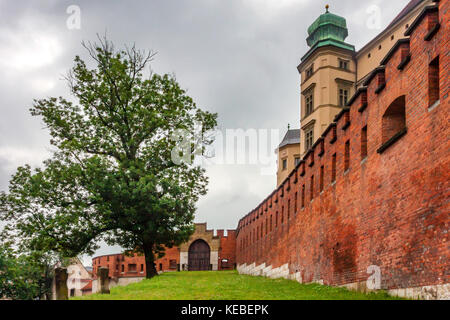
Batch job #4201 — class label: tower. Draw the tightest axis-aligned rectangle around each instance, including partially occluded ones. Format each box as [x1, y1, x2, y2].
[297, 5, 356, 155]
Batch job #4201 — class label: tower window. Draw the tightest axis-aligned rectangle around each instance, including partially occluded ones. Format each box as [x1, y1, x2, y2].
[339, 59, 349, 70]
[305, 65, 314, 79]
[282, 159, 287, 170]
[295, 157, 301, 166]
[429, 56, 440, 108]
[339, 88, 349, 106]
[305, 126, 314, 151]
[305, 92, 314, 116]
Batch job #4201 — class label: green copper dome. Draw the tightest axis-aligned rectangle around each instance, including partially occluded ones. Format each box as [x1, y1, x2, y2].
[307, 11, 348, 47]
[301, 6, 355, 62]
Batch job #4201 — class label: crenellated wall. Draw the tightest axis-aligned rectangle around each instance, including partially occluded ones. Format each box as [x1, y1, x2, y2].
[236, 0, 449, 300]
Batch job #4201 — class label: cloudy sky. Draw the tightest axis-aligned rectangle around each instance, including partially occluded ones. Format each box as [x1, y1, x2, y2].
[0, 0, 412, 264]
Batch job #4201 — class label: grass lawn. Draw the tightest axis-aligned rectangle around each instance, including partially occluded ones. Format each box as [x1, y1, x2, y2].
[74, 271, 402, 300]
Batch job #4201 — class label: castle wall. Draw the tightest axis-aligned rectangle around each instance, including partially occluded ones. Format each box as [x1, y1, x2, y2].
[236, 0, 449, 300]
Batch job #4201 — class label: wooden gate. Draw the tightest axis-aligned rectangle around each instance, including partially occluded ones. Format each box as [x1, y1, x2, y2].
[188, 239, 211, 271]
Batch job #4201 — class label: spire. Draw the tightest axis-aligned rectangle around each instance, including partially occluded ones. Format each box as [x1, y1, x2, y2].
[325, 4, 329, 13]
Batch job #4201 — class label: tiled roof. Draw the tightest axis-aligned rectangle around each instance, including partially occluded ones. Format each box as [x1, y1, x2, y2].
[81, 280, 92, 291]
[279, 129, 300, 148]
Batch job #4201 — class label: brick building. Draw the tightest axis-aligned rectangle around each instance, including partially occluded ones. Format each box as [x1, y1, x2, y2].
[236, 0, 449, 299]
[91, 223, 236, 287]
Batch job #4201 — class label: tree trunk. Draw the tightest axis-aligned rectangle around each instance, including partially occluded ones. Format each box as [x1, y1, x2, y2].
[143, 242, 158, 279]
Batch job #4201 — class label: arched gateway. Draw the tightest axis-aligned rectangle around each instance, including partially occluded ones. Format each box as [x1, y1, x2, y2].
[188, 239, 211, 271]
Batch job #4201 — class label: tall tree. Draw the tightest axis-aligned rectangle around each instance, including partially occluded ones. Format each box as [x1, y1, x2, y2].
[0, 37, 217, 278]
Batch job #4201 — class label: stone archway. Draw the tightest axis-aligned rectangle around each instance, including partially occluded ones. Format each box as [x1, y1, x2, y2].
[188, 239, 211, 271]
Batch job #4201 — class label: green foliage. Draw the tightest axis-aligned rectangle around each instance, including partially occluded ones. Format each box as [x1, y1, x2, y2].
[0, 247, 55, 300]
[0, 36, 217, 278]
[73, 271, 404, 300]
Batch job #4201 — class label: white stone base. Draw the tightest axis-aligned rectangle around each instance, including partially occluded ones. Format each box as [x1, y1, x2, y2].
[238, 262, 449, 300]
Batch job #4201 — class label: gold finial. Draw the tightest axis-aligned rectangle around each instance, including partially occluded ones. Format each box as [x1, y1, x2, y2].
[325, 4, 329, 13]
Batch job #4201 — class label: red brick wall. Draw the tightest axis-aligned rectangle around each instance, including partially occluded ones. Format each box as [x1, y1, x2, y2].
[236, 0, 449, 290]
[219, 230, 237, 270]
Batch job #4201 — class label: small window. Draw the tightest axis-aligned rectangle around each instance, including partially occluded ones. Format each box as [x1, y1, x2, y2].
[305, 92, 314, 116]
[305, 65, 314, 79]
[368, 53, 371, 58]
[141, 264, 144, 272]
[169, 260, 177, 269]
[378, 45, 382, 50]
[159, 263, 163, 271]
[428, 56, 440, 108]
[391, 35, 395, 40]
[305, 126, 314, 151]
[339, 59, 349, 70]
[128, 264, 137, 272]
[121, 265, 124, 273]
[310, 175, 314, 200]
[282, 159, 287, 170]
[295, 157, 301, 166]
[361, 126, 368, 159]
[339, 88, 349, 106]
[405, 24, 409, 29]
